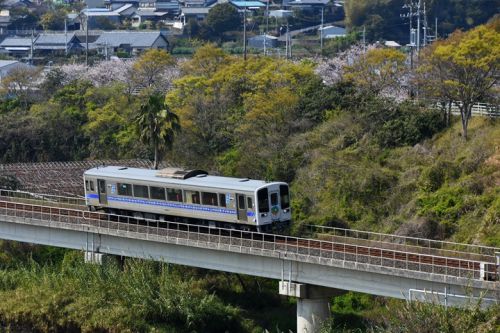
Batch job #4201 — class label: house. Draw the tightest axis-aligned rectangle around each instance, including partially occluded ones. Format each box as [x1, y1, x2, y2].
[285, 0, 329, 7]
[0, 60, 32, 81]
[34, 32, 82, 54]
[182, 0, 216, 7]
[248, 34, 278, 49]
[80, 8, 122, 29]
[93, 31, 169, 55]
[180, 7, 210, 22]
[139, 0, 180, 14]
[66, 13, 81, 30]
[85, 0, 106, 8]
[105, 0, 139, 10]
[74, 30, 103, 50]
[230, 1, 266, 11]
[0, 37, 33, 57]
[384, 40, 401, 48]
[269, 9, 293, 19]
[130, 9, 169, 27]
[319, 25, 346, 39]
[113, 3, 137, 16]
[0, 10, 11, 34]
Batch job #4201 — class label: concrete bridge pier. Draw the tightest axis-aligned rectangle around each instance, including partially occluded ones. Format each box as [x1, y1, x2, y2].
[279, 281, 345, 333]
[84, 232, 102, 264]
[84, 251, 103, 264]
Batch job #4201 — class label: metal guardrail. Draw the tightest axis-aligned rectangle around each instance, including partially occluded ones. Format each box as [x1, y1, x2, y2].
[0, 200, 498, 284]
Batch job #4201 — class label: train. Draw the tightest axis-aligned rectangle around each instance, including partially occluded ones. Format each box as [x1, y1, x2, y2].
[84, 166, 291, 232]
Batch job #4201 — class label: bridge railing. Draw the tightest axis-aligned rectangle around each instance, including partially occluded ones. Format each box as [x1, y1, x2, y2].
[305, 225, 498, 258]
[0, 200, 497, 283]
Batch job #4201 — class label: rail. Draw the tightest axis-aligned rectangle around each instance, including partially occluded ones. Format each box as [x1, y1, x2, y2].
[306, 225, 499, 258]
[0, 189, 86, 207]
[0, 200, 498, 284]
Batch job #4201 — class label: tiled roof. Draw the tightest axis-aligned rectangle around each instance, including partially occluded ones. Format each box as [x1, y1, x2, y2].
[181, 7, 210, 15]
[35, 32, 76, 45]
[0, 37, 32, 47]
[94, 31, 167, 48]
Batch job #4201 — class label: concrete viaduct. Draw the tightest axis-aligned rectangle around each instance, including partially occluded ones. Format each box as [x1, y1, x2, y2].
[0, 194, 498, 332]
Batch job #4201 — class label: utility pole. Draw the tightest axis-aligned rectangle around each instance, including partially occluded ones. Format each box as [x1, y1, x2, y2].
[85, 14, 89, 67]
[264, 0, 269, 55]
[435, 17, 438, 41]
[64, 18, 68, 56]
[286, 21, 290, 59]
[416, 0, 421, 53]
[30, 29, 34, 65]
[320, 7, 324, 54]
[422, 0, 427, 46]
[243, 5, 247, 61]
[362, 25, 366, 53]
[401, 2, 417, 47]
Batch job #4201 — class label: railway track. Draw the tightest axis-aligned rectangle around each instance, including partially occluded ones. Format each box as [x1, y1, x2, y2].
[0, 199, 497, 282]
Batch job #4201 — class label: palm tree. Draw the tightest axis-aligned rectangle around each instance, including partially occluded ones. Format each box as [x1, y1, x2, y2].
[136, 93, 181, 169]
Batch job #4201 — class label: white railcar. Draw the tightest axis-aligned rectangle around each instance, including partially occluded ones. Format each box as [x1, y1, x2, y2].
[84, 166, 291, 231]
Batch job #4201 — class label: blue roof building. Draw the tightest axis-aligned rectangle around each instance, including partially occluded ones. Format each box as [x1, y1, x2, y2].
[230, 1, 265, 9]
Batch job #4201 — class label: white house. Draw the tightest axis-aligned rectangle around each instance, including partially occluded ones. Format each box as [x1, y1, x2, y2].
[319, 25, 346, 39]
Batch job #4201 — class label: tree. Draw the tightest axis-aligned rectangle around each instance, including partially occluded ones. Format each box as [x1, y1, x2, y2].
[40, 10, 66, 31]
[181, 44, 232, 77]
[343, 47, 407, 99]
[419, 23, 499, 139]
[131, 49, 178, 93]
[206, 3, 240, 37]
[135, 93, 181, 169]
[84, 84, 141, 159]
[1, 66, 43, 110]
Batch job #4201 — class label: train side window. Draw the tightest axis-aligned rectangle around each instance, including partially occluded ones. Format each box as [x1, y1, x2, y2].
[167, 188, 183, 202]
[238, 195, 246, 209]
[202, 192, 218, 206]
[150, 186, 166, 200]
[257, 188, 269, 213]
[133, 185, 149, 198]
[117, 183, 132, 196]
[85, 180, 90, 191]
[247, 197, 253, 210]
[219, 194, 227, 207]
[89, 181, 95, 192]
[280, 185, 290, 209]
[185, 190, 200, 204]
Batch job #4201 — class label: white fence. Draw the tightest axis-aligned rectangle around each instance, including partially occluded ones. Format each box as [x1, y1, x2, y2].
[435, 101, 500, 118]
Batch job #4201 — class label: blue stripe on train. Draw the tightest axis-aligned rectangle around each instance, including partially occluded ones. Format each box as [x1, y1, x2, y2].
[86, 194, 256, 217]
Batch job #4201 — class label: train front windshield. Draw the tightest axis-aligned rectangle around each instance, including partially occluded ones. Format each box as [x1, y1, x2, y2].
[257, 188, 269, 214]
[257, 185, 290, 215]
[279, 185, 290, 210]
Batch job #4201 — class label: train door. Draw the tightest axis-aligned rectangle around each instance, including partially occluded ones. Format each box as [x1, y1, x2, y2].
[236, 193, 247, 221]
[269, 191, 281, 220]
[246, 197, 254, 223]
[97, 179, 107, 205]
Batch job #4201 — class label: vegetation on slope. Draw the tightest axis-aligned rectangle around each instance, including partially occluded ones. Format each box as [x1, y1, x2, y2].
[0, 250, 295, 332]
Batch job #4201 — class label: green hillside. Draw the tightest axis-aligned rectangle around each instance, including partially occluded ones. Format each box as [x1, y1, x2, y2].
[291, 114, 500, 246]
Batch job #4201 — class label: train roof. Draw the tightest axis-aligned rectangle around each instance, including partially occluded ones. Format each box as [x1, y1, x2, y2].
[84, 166, 284, 192]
